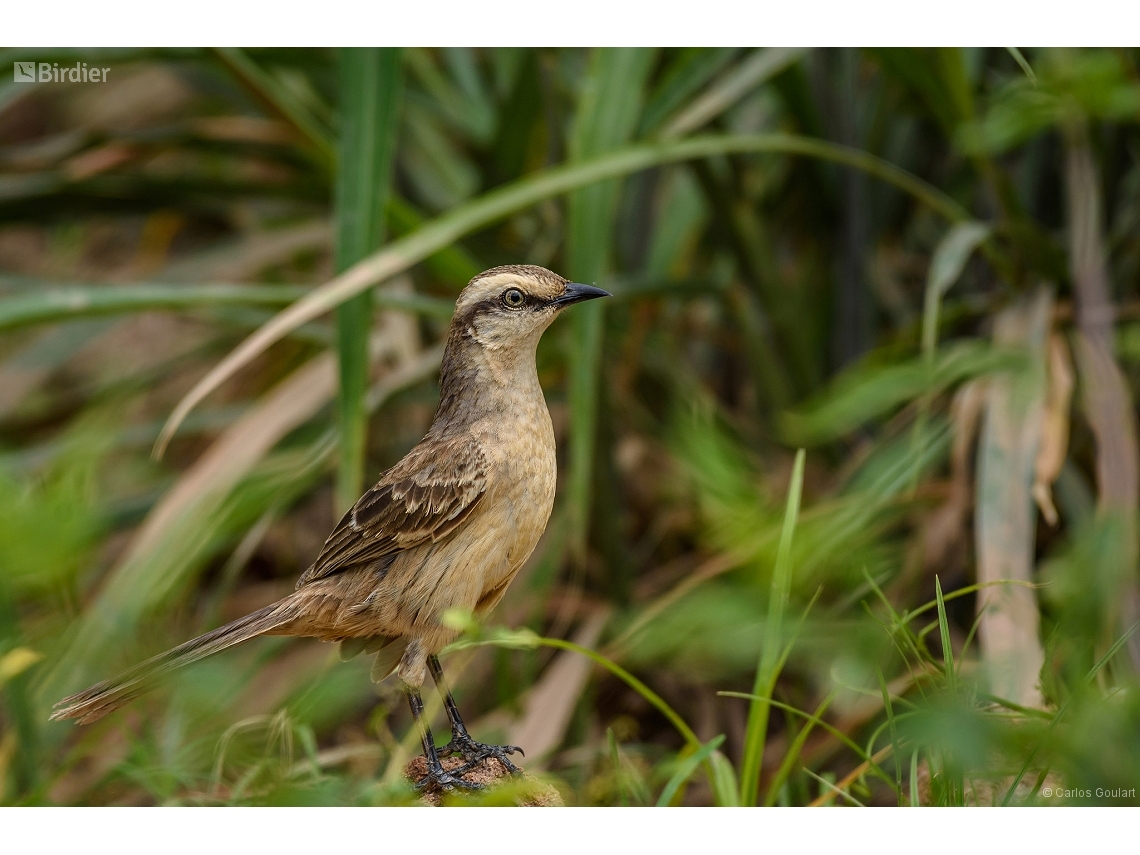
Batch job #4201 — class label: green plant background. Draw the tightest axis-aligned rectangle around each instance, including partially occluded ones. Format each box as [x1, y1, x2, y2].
[1, 47, 1139, 806]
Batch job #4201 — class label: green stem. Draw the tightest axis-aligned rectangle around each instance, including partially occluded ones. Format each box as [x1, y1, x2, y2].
[333, 48, 402, 512]
[536, 636, 701, 750]
[564, 48, 656, 565]
[0, 283, 306, 332]
[740, 449, 805, 805]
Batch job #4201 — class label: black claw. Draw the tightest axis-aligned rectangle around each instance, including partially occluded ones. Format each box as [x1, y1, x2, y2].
[440, 733, 524, 775]
[414, 767, 485, 792]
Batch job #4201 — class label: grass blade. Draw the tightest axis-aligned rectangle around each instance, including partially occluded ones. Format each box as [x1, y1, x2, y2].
[762, 690, 835, 806]
[639, 48, 739, 135]
[707, 751, 740, 807]
[535, 635, 699, 750]
[879, 668, 903, 803]
[565, 48, 656, 564]
[934, 575, 956, 695]
[543, 631, 739, 806]
[739, 448, 805, 805]
[722, 692, 897, 788]
[910, 220, 992, 487]
[656, 734, 725, 806]
[921, 222, 992, 363]
[661, 47, 807, 139]
[1005, 48, 1037, 86]
[448, 624, 702, 749]
[803, 768, 865, 807]
[0, 282, 306, 332]
[333, 48, 403, 512]
[212, 47, 335, 165]
[909, 750, 920, 806]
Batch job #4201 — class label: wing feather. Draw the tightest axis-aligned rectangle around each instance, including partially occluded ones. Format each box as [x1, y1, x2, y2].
[296, 433, 488, 588]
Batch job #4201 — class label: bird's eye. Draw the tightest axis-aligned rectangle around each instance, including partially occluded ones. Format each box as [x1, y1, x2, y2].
[502, 288, 526, 309]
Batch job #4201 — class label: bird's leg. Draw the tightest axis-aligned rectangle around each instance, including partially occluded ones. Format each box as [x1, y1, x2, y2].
[404, 683, 482, 791]
[428, 654, 523, 775]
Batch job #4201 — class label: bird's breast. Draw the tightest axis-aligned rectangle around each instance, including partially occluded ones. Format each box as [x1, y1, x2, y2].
[479, 398, 557, 577]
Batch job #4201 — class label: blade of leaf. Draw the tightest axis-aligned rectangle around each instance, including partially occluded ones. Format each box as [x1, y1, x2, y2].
[910, 749, 920, 806]
[565, 47, 656, 565]
[935, 575, 957, 695]
[1006, 48, 1038, 86]
[762, 690, 835, 806]
[0, 281, 452, 333]
[334, 47, 403, 512]
[638, 48, 739, 136]
[661, 47, 807, 139]
[212, 47, 335, 165]
[921, 221, 992, 363]
[0, 283, 305, 332]
[879, 667, 903, 804]
[803, 768, 866, 807]
[910, 220, 992, 488]
[707, 751, 740, 807]
[655, 734, 725, 807]
[723, 691, 895, 786]
[740, 448, 805, 805]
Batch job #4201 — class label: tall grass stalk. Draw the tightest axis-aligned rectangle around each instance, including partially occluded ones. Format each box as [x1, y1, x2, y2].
[739, 448, 805, 805]
[564, 48, 656, 564]
[333, 48, 402, 511]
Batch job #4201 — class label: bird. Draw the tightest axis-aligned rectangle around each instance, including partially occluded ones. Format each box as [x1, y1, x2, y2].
[51, 264, 610, 791]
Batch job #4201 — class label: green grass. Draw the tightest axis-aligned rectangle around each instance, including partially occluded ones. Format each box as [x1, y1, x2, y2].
[333, 48, 403, 511]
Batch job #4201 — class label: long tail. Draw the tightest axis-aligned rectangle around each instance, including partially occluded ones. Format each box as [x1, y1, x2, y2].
[51, 601, 294, 725]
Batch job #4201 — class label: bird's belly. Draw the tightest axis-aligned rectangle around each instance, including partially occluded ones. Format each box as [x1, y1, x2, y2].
[343, 472, 554, 635]
[490, 426, 557, 575]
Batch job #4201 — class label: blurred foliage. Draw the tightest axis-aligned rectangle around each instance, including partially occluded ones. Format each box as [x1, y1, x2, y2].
[1, 46, 1140, 806]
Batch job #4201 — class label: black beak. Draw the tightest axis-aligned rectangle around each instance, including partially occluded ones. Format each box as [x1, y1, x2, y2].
[551, 282, 612, 307]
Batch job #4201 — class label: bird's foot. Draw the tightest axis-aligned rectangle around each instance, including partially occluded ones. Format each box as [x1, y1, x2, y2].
[413, 761, 485, 793]
[439, 732, 524, 775]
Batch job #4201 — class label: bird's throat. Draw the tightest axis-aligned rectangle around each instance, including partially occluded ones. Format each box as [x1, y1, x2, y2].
[435, 330, 543, 426]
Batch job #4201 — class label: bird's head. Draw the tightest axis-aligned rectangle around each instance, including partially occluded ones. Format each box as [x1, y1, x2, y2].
[451, 265, 610, 353]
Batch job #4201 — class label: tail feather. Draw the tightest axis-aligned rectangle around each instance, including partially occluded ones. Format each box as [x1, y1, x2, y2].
[338, 635, 393, 662]
[51, 601, 293, 725]
[370, 639, 407, 683]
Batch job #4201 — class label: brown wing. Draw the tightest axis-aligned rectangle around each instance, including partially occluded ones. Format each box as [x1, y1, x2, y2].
[296, 432, 489, 588]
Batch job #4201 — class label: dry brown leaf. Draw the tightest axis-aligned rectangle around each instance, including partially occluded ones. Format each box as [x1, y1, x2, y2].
[63, 142, 138, 181]
[1032, 332, 1075, 526]
[923, 378, 986, 570]
[1064, 129, 1140, 668]
[974, 288, 1051, 709]
[188, 116, 296, 145]
[158, 220, 330, 284]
